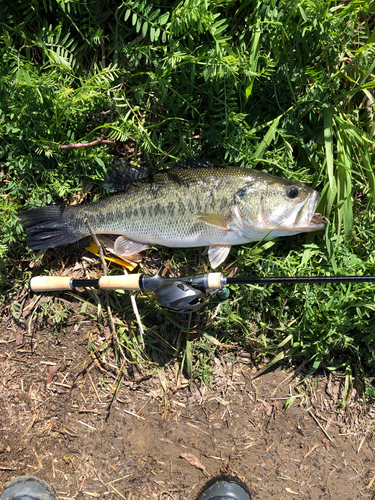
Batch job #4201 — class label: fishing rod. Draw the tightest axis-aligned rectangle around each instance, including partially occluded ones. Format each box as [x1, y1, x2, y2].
[29, 270, 375, 313]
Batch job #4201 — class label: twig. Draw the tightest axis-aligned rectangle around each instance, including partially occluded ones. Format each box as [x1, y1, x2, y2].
[269, 395, 302, 400]
[357, 434, 366, 453]
[33, 447, 43, 469]
[124, 268, 144, 346]
[123, 409, 145, 420]
[266, 442, 274, 452]
[109, 356, 127, 401]
[78, 420, 96, 431]
[84, 218, 128, 423]
[276, 474, 299, 483]
[84, 218, 107, 274]
[108, 483, 127, 500]
[308, 410, 333, 443]
[185, 422, 210, 436]
[59, 134, 115, 149]
[83, 218, 121, 350]
[304, 443, 320, 458]
[270, 360, 307, 397]
[88, 372, 101, 403]
[27, 295, 42, 338]
[31, 396, 53, 412]
[106, 474, 133, 485]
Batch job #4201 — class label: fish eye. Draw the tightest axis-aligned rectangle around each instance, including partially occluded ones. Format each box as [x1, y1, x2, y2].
[287, 186, 299, 199]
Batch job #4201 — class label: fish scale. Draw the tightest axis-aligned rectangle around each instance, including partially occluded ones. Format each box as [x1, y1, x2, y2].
[19, 160, 325, 268]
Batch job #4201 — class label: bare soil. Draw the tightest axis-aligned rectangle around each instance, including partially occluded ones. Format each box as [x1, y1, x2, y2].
[1, 299, 375, 500]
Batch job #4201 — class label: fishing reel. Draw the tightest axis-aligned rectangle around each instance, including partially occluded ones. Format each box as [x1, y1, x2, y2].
[155, 281, 211, 313]
[140, 267, 227, 313]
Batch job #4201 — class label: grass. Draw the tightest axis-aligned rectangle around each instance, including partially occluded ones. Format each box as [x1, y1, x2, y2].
[1, 0, 375, 399]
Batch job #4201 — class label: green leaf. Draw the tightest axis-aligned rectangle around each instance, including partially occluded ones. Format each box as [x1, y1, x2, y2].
[246, 28, 261, 100]
[150, 26, 155, 42]
[367, 28, 375, 44]
[142, 21, 148, 38]
[186, 340, 193, 379]
[300, 354, 323, 383]
[95, 157, 105, 168]
[253, 114, 281, 163]
[363, 149, 375, 205]
[324, 107, 335, 192]
[158, 12, 170, 25]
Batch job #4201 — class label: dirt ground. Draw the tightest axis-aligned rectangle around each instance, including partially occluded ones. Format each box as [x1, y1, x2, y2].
[1, 300, 375, 500]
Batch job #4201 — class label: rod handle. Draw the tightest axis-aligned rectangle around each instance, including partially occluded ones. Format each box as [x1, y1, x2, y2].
[99, 274, 142, 290]
[29, 276, 72, 292]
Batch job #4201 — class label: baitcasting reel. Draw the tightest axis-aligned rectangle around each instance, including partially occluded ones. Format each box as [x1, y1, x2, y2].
[155, 281, 208, 313]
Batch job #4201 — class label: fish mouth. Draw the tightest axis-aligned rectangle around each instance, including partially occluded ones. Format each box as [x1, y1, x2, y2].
[283, 191, 326, 232]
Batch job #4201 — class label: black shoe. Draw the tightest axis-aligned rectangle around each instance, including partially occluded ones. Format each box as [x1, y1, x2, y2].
[1, 475, 58, 500]
[196, 474, 251, 500]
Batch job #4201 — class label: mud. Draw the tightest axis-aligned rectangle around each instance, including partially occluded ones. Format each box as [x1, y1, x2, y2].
[0, 308, 374, 500]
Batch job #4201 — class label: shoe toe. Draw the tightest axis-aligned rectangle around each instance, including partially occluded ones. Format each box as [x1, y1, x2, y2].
[1, 475, 58, 500]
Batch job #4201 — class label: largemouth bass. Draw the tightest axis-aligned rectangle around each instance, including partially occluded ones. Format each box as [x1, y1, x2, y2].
[19, 158, 325, 268]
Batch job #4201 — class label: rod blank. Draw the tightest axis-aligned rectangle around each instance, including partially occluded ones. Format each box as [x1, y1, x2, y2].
[227, 276, 375, 285]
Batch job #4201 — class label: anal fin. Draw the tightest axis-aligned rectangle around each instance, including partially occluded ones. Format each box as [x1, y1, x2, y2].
[208, 244, 231, 269]
[114, 235, 149, 257]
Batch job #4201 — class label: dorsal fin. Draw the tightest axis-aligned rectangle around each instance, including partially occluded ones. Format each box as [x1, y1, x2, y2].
[172, 157, 216, 170]
[104, 157, 226, 192]
[103, 159, 155, 193]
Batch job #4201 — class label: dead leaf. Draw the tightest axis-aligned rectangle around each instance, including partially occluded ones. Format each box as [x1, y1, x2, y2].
[180, 453, 206, 471]
[159, 372, 169, 392]
[46, 364, 60, 387]
[227, 266, 239, 278]
[322, 438, 330, 450]
[265, 404, 273, 416]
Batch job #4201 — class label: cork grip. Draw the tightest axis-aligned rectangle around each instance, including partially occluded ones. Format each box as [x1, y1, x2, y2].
[207, 272, 223, 289]
[99, 274, 142, 290]
[29, 276, 72, 292]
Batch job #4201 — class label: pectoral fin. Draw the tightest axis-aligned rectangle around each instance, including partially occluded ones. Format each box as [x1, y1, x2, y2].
[114, 236, 149, 257]
[196, 212, 231, 230]
[208, 244, 231, 269]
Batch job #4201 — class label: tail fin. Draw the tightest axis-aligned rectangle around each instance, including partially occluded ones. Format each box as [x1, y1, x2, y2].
[19, 205, 82, 250]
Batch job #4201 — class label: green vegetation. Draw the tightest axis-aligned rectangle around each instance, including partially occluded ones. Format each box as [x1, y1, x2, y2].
[1, 0, 375, 397]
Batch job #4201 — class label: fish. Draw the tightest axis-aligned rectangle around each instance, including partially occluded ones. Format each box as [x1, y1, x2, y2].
[19, 158, 325, 268]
